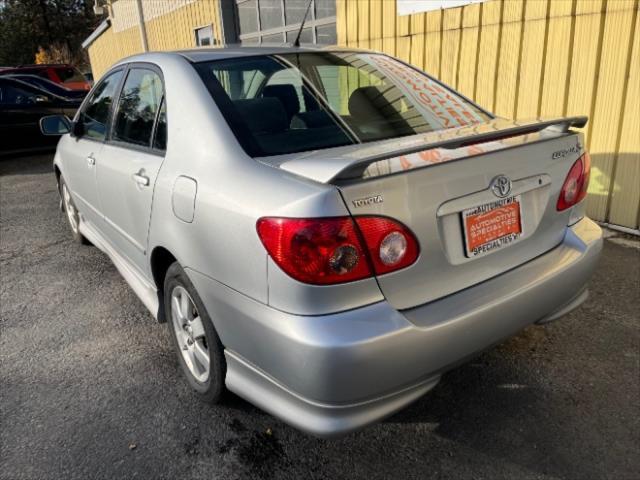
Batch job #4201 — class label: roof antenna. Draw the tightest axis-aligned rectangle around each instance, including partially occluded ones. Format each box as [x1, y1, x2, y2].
[293, 0, 313, 47]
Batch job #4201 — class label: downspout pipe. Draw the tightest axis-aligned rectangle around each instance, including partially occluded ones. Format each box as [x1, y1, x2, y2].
[135, 0, 148, 52]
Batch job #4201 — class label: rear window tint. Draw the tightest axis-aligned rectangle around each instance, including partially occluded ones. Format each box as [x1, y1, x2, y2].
[195, 52, 491, 157]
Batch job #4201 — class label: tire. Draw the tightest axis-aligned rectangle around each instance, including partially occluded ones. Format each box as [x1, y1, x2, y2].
[60, 177, 89, 245]
[164, 262, 226, 403]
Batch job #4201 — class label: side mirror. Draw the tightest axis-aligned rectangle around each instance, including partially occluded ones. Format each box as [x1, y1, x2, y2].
[39, 115, 71, 136]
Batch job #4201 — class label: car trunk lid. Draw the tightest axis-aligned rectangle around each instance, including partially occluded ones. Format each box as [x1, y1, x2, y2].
[263, 117, 588, 310]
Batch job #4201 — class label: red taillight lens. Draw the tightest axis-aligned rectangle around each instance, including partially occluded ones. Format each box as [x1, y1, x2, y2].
[256, 217, 371, 285]
[256, 216, 420, 285]
[557, 152, 591, 211]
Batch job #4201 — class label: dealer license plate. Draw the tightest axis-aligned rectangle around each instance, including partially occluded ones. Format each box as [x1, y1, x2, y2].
[462, 196, 522, 257]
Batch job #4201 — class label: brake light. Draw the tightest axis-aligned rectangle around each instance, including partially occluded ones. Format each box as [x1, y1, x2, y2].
[557, 152, 591, 211]
[256, 216, 419, 285]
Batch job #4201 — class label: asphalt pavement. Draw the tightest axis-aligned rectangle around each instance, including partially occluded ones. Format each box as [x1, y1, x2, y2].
[1, 154, 639, 480]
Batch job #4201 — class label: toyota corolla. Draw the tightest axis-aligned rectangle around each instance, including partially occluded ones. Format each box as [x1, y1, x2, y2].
[40, 47, 603, 437]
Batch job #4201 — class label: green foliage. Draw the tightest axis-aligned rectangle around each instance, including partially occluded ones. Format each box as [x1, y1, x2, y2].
[0, 0, 97, 67]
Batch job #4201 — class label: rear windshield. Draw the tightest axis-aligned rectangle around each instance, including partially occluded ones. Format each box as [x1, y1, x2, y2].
[54, 67, 86, 84]
[195, 52, 491, 157]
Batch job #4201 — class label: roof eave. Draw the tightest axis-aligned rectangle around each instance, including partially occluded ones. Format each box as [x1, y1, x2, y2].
[82, 19, 111, 50]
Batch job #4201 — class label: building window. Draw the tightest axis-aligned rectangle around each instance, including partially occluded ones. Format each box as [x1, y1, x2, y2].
[195, 25, 215, 47]
[235, 0, 337, 45]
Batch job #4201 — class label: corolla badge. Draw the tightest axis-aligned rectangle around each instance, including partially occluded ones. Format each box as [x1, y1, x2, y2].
[490, 175, 512, 198]
[552, 142, 582, 159]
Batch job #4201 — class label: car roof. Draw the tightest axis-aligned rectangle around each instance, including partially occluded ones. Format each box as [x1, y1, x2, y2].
[3, 73, 75, 87]
[120, 45, 374, 64]
[0, 76, 41, 88]
[12, 64, 73, 68]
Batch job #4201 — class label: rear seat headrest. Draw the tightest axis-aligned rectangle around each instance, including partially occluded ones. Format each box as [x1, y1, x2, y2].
[233, 98, 288, 134]
[348, 86, 387, 119]
[262, 84, 300, 121]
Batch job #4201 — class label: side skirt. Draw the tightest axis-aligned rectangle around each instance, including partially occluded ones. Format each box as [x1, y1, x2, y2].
[79, 219, 159, 320]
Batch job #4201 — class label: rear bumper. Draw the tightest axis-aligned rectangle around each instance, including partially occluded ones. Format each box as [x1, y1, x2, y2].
[187, 217, 602, 437]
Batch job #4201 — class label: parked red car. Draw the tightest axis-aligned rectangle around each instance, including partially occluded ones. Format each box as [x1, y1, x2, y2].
[0, 64, 90, 91]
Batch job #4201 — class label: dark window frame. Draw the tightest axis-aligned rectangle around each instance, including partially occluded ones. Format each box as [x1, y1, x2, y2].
[152, 96, 167, 151]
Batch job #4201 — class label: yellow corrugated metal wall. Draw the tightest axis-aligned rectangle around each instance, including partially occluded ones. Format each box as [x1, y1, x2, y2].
[87, 0, 222, 80]
[337, 0, 640, 230]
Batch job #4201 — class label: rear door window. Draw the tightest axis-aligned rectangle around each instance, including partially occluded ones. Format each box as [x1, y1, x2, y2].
[112, 68, 164, 147]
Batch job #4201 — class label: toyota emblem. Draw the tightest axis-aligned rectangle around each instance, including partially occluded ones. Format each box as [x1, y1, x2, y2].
[490, 175, 512, 198]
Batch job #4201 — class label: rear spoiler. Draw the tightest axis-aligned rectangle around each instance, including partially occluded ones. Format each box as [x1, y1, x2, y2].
[332, 116, 588, 182]
[278, 117, 588, 183]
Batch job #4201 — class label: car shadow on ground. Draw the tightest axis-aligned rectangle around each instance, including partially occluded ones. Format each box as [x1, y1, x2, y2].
[0, 151, 56, 176]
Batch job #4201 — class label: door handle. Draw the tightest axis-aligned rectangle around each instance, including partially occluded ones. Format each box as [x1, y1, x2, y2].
[132, 172, 150, 187]
[86, 155, 95, 166]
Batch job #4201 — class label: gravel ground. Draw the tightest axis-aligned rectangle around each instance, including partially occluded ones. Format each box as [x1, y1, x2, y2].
[1, 154, 639, 480]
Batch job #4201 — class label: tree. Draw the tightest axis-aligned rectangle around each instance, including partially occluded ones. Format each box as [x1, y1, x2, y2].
[0, 0, 97, 67]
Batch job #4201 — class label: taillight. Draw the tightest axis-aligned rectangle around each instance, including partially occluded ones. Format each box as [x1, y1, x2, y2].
[256, 216, 419, 285]
[557, 152, 591, 211]
[354, 217, 420, 275]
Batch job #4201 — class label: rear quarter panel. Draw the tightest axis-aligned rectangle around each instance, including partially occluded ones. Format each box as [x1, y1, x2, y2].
[145, 54, 380, 320]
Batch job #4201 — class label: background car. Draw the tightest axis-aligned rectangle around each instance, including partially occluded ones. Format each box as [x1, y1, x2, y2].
[0, 76, 82, 155]
[82, 71, 94, 86]
[0, 64, 91, 91]
[2, 74, 87, 100]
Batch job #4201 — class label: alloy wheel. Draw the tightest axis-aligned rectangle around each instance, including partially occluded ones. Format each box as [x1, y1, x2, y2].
[170, 285, 210, 383]
[62, 184, 79, 234]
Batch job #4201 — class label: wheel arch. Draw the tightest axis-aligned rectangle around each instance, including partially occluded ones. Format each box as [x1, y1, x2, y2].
[53, 164, 62, 209]
[150, 246, 178, 323]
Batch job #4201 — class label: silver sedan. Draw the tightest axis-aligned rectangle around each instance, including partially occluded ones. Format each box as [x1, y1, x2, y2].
[41, 46, 602, 437]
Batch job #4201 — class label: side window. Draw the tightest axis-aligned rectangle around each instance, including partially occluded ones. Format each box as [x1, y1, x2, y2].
[112, 68, 163, 147]
[79, 70, 124, 140]
[153, 98, 167, 151]
[0, 80, 39, 105]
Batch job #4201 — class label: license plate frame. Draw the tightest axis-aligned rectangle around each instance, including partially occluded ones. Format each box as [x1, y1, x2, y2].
[462, 195, 523, 258]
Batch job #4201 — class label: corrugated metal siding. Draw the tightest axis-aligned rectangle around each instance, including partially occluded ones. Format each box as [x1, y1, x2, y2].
[336, 0, 640, 231]
[87, 0, 222, 79]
